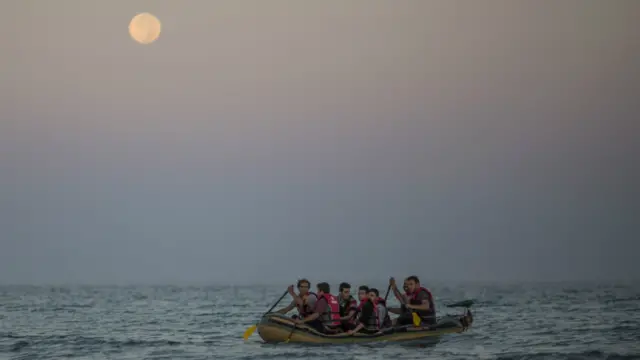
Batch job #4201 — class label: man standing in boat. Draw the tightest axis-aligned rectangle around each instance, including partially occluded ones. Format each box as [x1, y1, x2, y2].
[275, 278, 317, 320]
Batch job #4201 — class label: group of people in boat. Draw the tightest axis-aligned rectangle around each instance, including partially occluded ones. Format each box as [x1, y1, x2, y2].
[274, 276, 436, 335]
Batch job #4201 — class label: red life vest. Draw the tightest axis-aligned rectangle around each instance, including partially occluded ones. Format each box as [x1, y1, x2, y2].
[297, 292, 317, 317]
[409, 287, 435, 317]
[317, 292, 342, 326]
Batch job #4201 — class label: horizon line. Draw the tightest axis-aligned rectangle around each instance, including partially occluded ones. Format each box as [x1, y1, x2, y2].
[1, 278, 637, 288]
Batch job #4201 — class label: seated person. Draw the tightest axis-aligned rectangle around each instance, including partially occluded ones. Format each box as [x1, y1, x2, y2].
[293, 282, 341, 333]
[346, 288, 386, 335]
[356, 285, 369, 310]
[368, 287, 392, 328]
[338, 282, 358, 331]
[389, 276, 437, 326]
[351, 286, 369, 316]
[388, 278, 410, 316]
[275, 278, 317, 319]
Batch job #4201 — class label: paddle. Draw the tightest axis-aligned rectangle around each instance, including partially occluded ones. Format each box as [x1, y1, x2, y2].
[400, 298, 423, 326]
[383, 284, 392, 301]
[397, 299, 421, 326]
[243, 289, 289, 341]
[284, 316, 338, 343]
[395, 293, 422, 326]
[411, 299, 474, 327]
[411, 311, 421, 326]
[389, 280, 421, 327]
[284, 322, 296, 343]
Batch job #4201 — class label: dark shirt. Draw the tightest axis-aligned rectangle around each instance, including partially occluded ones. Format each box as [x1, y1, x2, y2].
[412, 289, 435, 324]
[303, 297, 329, 333]
[357, 301, 375, 326]
[413, 289, 428, 303]
[339, 296, 357, 317]
[313, 297, 328, 315]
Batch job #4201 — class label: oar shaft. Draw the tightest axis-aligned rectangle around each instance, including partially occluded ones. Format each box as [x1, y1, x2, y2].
[264, 290, 289, 316]
[285, 322, 297, 343]
[243, 289, 290, 340]
[383, 284, 392, 302]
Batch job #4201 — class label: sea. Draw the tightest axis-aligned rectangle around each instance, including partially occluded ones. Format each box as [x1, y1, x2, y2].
[1, 281, 638, 360]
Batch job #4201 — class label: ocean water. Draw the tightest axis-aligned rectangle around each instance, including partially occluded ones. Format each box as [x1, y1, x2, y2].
[1, 282, 638, 360]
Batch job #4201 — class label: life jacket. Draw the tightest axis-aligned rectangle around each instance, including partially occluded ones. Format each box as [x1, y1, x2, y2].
[364, 298, 381, 330]
[353, 298, 367, 323]
[409, 287, 436, 319]
[338, 295, 357, 318]
[317, 292, 342, 326]
[376, 297, 392, 328]
[357, 298, 368, 311]
[297, 292, 317, 317]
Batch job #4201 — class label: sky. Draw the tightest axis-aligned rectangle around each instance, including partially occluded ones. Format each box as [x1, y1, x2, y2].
[1, 0, 638, 285]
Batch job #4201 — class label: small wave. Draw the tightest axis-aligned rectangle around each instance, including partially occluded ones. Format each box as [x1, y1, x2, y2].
[6, 334, 189, 353]
[2, 283, 639, 359]
[9, 340, 30, 352]
[495, 350, 639, 360]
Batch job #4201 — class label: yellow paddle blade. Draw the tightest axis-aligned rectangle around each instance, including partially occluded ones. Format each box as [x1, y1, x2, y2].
[243, 324, 257, 340]
[412, 312, 421, 327]
[285, 324, 297, 343]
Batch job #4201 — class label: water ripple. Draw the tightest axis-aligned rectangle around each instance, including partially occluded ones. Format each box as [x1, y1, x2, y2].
[1, 282, 638, 359]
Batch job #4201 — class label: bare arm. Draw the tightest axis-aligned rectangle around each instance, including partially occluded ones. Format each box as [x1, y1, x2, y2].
[275, 300, 295, 314]
[351, 322, 365, 333]
[407, 299, 430, 311]
[392, 286, 405, 304]
[300, 297, 325, 323]
[301, 312, 320, 322]
[339, 309, 356, 321]
[407, 291, 430, 311]
[348, 302, 372, 334]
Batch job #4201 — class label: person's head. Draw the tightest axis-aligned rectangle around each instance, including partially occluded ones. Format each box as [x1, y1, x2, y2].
[403, 278, 410, 294]
[406, 275, 420, 293]
[339, 282, 351, 300]
[297, 278, 311, 295]
[358, 285, 369, 301]
[367, 288, 379, 302]
[316, 282, 330, 295]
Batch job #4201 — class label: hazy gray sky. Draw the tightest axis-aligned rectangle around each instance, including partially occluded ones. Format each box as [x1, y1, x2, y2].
[1, 0, 638, 285]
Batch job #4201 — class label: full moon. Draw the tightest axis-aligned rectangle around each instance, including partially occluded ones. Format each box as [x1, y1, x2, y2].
[128, 13, 161, 44]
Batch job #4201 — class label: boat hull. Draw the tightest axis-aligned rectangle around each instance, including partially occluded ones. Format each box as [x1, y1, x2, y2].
[257, 313, 471, 344]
